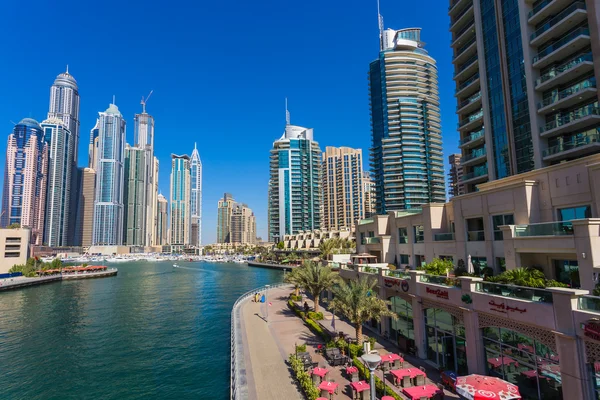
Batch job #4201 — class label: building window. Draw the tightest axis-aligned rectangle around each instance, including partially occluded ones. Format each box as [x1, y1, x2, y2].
[398, 227, 408, 244]
[471, 257, 487, 275]
[557, 205, 591, 221]
[553, 259, 579, 288]
[466, 218, 485, 241]
[415, 254, 425, 268]
[360, 232, 365, 244]
[389, 297, 414, 352]
[368, 231, 375, 238]
[482, 327, 561, 399]
[496, 257, 506, 273]
[399, 254, 409, 264]
[424, 308, 468, 375]
[492, 214, 514, 240]
[413, 225, 424, 243]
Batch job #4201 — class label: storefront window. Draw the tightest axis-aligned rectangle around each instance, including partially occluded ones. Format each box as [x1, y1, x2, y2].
[483, 327, 562, 400]
[389, 297, 414, 352]
[424, 308, 468, 375]
[553, 259, 579, 288]
[590, 362, 600, 400]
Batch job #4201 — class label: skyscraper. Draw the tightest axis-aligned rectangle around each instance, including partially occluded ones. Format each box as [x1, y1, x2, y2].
[448, 154, 464, 197]
[76, 168, 96, 247]
[190, 143, 202, 246]
[217, 193, 236, 243]
[92, 103, 126, 246]
[362, 171, 376, 219]
[449, 0, 600, 193]
[156, 193, 168, 246]
[231, 203, 256, 245]
[123, 145, 146, 246]
[268, 122, 321, 242]
[89, 119, 99, 168]
[369, 27, 445, 214]
[1, 119, 48, 244]
[47, 68, 80, 245]
[321, 147, 366, 231]
[169, 154, 191, 247]
[41, 118, 74, 246]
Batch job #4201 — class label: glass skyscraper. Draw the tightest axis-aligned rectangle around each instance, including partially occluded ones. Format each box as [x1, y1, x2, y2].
[123, 145, 146, 246]
[268, 123, 321, 243]
[369, 28, 446, 214]
[92, 103, 126, 246]
[170, 154, 191, 247]
[190, 143, 202, 246]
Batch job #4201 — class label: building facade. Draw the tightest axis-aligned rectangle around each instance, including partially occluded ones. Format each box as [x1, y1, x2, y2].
[448, 153, 465, 197]
[321, 147, 365, 231]
[157, 193, 168, 246]
[123, 145, 146, 246]
[362, 171, 376, 218]
[76, 168, 96, 247]
[169, 154, 191, 246]
[449, 0, 600, 193]
[1, 119, 48, 245]
[41, 118, 73, 246]
[0, 227, 31, 273]
[92, 104, 126, 246]
[268, 124, 322, 242]
[89, 119, 99, 169]
[217, 193, 236, 243]
[190, 143, 202, 246]
[369, 27, 446, 214]
[230, 203, 256, 245]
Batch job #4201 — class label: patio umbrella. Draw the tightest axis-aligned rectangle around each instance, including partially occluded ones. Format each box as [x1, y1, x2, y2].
[455, 374, 521, 400]
[467, 254, 474, 274]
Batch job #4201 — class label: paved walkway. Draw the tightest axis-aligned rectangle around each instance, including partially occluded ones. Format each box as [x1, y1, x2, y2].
[241, 285, 458, 400]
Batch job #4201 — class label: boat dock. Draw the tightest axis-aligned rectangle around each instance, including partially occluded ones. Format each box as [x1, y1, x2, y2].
[0, 267, 118, 291]
[0, 275, 62, 291]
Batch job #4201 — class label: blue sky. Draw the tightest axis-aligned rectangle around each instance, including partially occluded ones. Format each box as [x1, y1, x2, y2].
[0, 0, 457, 244]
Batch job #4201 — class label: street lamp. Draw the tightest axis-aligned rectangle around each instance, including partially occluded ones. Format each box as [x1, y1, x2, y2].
[265, 284, 270, 321]
[361, 353, 381, 400]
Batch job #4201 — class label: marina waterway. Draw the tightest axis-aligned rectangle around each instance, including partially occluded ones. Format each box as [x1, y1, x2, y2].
[0, 261, 283, 400]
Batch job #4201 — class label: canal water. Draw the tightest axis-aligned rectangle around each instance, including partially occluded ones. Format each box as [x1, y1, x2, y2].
[0, 261, 283, 400]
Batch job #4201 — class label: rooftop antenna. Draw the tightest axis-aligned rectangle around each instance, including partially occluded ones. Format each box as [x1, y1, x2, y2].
[141, 90, 154, 114]
[112, 95, 116, 105]
[285, 98, 290, 125]
[377, 0, 384, 51]
[66, 64, 69, 74]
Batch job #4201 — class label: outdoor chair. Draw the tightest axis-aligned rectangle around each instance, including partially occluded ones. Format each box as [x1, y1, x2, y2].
[420, 397, 428, 400]
[402, 376, 412, 387]
[416, 375, 426, 386]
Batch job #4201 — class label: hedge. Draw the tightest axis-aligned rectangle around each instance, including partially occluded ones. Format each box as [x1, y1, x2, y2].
[352, 357, 403, 400]
[287, 300, 332, 342]
[289, 354, 320, 400]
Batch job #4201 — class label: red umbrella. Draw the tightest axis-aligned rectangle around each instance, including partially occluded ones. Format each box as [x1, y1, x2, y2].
[455, 375, 521, 400]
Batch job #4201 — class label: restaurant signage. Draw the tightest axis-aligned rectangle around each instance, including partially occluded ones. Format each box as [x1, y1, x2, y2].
[384, 278, 409, 292]
[488, 300, 527, 314]
[426, 287, 449, 299]
[582, 320, 600, 341]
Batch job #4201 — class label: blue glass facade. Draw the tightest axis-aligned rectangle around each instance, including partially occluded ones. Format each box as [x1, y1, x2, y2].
[369, 57, 387, 214]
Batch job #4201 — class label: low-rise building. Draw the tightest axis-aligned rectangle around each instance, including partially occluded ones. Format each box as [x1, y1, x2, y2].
[0, 228, 31, 273]
[281, 229, 354, 251]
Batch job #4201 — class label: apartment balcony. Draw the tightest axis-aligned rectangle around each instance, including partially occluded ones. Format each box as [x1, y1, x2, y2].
[528, 0, 575, 25]
[537, 78, 597, 114]
[457, 91, 482, 114]
[449, 3, 474, 31]
[362, 237, 380, 245]
[535, 53, 594, 91]
[450, 18, 475, 48]
[459, 128, 485, 150]
[461, 147, 486, 167]
[457, 109, 484, 132]
[456, 73, 480, 98]
[532, 27, 590, 69]
[448, 0, 470, 15]
[530, 2, 587, 47]
[460, 166, 488, 184]
[514, 221, 573, 237]
[454, 54, 478, 82]
[453, 37, 477, 65]
[434, 232, 455, 241]
[467, 230, 485, 241]
[542, 131, 600, 162]
[540, 105, 600, 138]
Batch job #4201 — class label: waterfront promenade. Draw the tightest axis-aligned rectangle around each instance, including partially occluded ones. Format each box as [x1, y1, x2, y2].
[239, 284, 458, 400]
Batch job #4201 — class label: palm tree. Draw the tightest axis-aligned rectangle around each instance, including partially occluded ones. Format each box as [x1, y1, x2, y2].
[284, 267, 302, 297]
[331, 276, 395, 346]
[294, 261, 339, 313]
[319, 238, 337, 260]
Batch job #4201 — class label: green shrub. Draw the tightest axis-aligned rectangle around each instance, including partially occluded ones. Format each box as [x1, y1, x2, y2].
[307, 311, 324, 320]
[296, 344, 307, 353]
[352, 357, 402, 400]
[289, 354, 320, 400]
[545, 280, 568, 288]
[348, 343, 363, 358]
[368, 336, 376, 349]
[290, 294, 303, 302]
[419, 258, 454, 276]
[288, 299, 332, 341]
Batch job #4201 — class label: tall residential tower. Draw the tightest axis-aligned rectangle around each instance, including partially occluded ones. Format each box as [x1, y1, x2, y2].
[369, 27, 446, 213]
[190, 143, 202, 246]
[217, 193, 236, 243]
[169, 154, 191, 248]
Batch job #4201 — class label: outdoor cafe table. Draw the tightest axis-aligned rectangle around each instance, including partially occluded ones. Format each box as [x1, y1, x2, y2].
[380, 353, 404, 369]
[390, 368, 426, 386]
[312, 367, 329, 379]
[346, 366, 358, 375]
[403, 384, 443, 400]
[318, 381, 339, 395]
[487, 356, 517, 368]
[350, 380, 370, 395]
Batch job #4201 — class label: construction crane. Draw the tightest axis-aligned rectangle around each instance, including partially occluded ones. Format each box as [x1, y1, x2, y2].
[140, 90, 154, 113]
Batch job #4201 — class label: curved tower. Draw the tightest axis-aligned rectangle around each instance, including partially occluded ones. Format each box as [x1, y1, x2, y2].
[369, 28, 445, 213]
[48, 68, 80, 165]
[190, 143, 202, 246]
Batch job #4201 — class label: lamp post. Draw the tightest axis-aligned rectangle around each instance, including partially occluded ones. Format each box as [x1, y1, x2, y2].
[362, 353, 381, 400]
[265, 284, 270, 321]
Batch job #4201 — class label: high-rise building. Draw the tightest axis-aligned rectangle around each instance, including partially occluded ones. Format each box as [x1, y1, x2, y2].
[217, 193, 236, 243]
[89, 119, 99, 168]
[47, 68, 80, 245]
[448, 154, 464, 197]
[76, 168, 96, 247]
[92, 104, 126, 246]
[169, 154, 191, 246]
[449, 0, 600, 193]
[321, 147, 365, 231]
[150, 157, 159, 246]
[362, 171, 376, 219]
[268, 123, 322, 242]
[231, 203, 256, 245]
[369, 27, 445, 214]
[123, 145, 146, 246]
[190, 143, 202, 246]
[41, 118, 74, 246]
[157, 193, 168, 246]
[1, 119, 48, 244]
